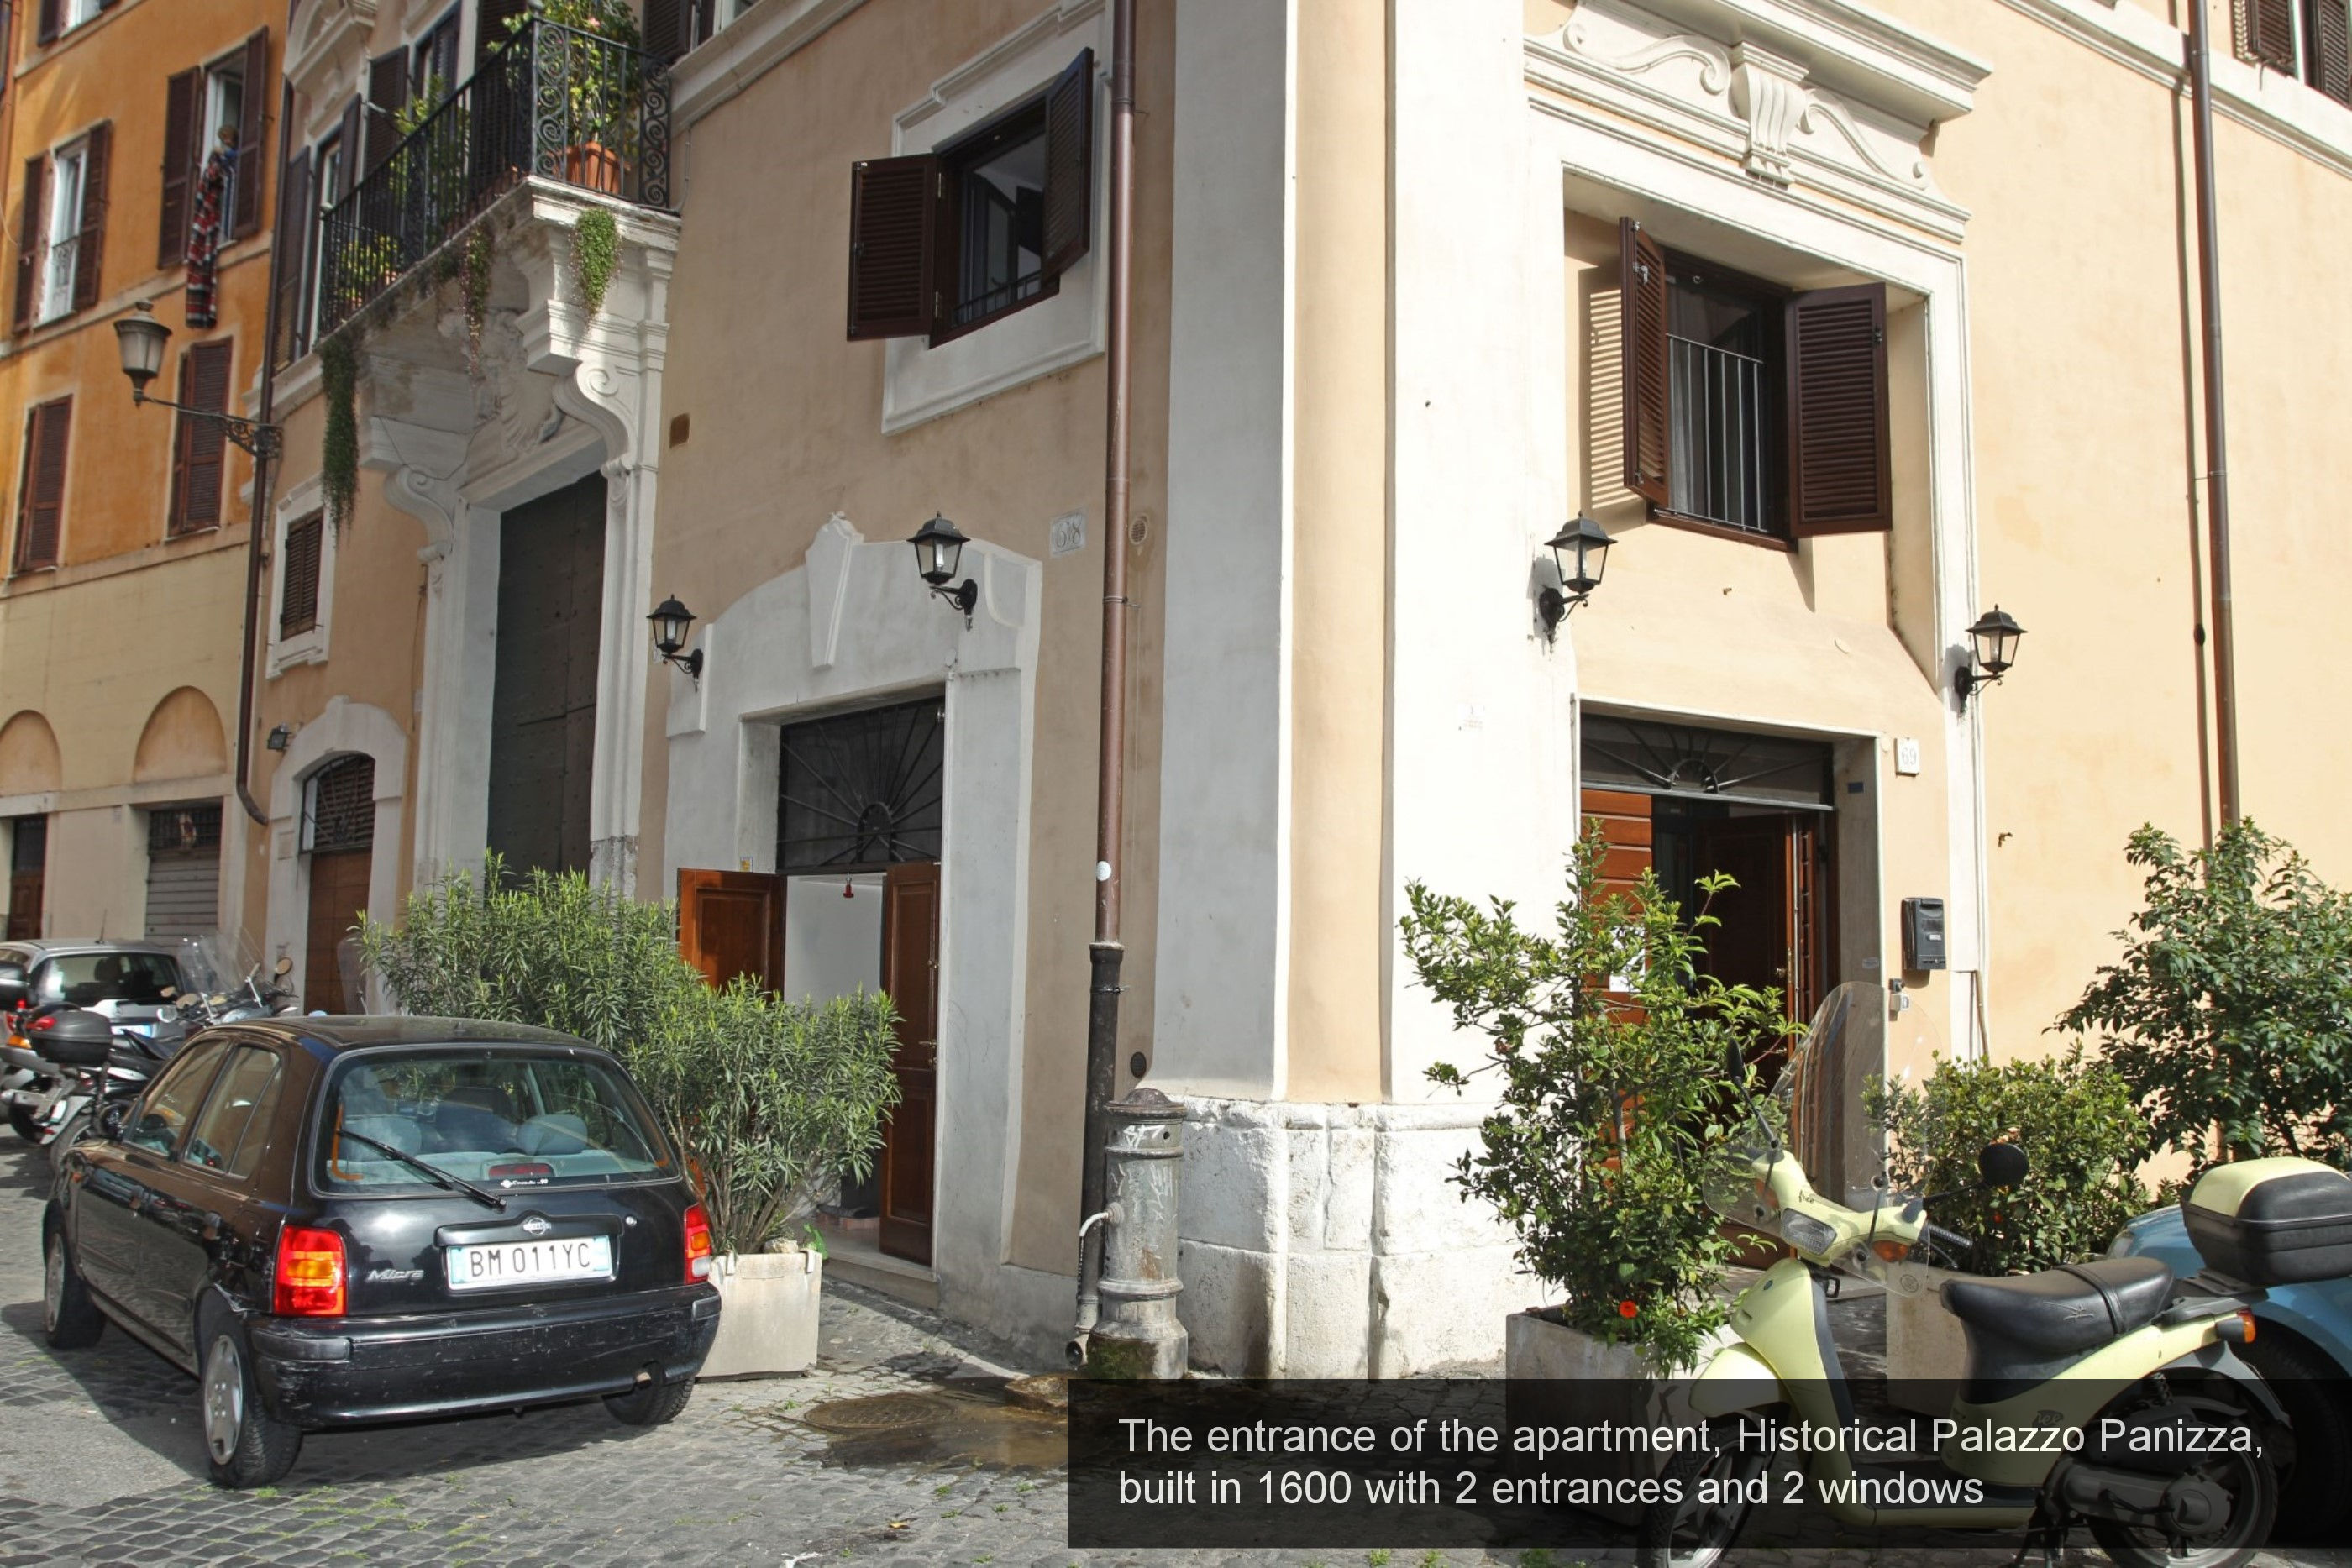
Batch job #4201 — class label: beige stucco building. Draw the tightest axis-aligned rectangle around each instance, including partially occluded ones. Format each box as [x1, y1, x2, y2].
[220, 0, 2352, 1372]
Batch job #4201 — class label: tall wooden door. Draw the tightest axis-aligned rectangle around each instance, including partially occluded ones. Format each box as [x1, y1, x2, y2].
[877, 861, 940, 1265]
[678, 868, 783, 990]
[304, 849, 372, 1013]
[6, 815, 45, 941]
[488, 475, 606, 878]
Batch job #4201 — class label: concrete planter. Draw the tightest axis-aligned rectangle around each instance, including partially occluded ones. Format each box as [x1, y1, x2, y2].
[1504, 1309, 1688, 1523]
[700, 1246, 822, 1378]
[1884, 1265, 1968, 1414]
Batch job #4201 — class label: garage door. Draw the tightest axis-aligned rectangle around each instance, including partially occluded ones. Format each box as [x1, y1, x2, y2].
[145, 803, 222, 940]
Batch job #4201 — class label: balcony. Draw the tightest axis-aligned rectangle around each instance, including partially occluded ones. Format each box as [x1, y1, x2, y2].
[296, 17, 671, 356]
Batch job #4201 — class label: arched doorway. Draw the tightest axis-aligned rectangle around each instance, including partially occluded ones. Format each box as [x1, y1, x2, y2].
[302, 755, 375, 1012]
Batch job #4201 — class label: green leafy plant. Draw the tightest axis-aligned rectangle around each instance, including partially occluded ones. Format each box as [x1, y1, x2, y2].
[358, 858, 900, 1256]
[318, 333, 360, 530]
[507, 0, 641, 47]
[459, 225, 495, 374]
[573, 207, 619, 318]
[2058, 821, 2352, 1172]
[1401, 828, 1793, 1373]
[1876, 1045, 2151, 1276]
[511, 0, 644, 158]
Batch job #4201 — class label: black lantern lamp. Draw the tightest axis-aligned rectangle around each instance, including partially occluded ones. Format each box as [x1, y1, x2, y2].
[1955, 606, 2024, 705]
[114, 302, 281, 458]
[1537, 513, 1614, 628]
[648, 594, 704, 681]
[910, 513, 979, 623]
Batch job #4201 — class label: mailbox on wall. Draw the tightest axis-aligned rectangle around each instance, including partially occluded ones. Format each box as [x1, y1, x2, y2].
[1901, 896, 1946, 972]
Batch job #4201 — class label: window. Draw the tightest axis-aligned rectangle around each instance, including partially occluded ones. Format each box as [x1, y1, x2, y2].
[160, 33, 268, 268]
[34, 0, 102, 46]
[12, 397, 69, 571]
[302, 755, 375, 853]
[1619, 219, 1890, 544]
[36, 142, 83, 324]
[280, 512, 325, 637]
[30, 948, 180, 1007]
[123, 1040, 231, 1158]
[2240, 0, 2352, 104]
[5, 816, 45, 941]
[167, 339, 234, 537]
[13, 125, 107, 330]
[182, 1046, 284, 1177]
[316, 1051, 672, 1192]
[413, 8, 459, 101]
[846, 50, 1093, 346]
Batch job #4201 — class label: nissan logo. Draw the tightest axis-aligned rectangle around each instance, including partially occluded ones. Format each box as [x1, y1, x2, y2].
[522, 1216, 550, 1237]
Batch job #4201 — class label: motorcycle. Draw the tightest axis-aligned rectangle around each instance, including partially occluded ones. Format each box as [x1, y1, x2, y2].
[24, 1009, 165, 1170]
[1638, 980, 2350, 1568]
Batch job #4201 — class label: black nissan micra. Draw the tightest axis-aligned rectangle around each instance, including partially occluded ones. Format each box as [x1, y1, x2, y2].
[40, 1017, 721, 1487]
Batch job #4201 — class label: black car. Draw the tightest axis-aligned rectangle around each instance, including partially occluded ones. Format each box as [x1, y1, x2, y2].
[40, 1016, 721, 1487]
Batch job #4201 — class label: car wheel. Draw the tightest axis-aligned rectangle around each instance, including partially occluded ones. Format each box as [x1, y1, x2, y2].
[41, 1220, 103, 1350]
[200, 1327, 302, 1488]
[2240, 1329, 2352, 1541]
[603, 1373, 694, 1428]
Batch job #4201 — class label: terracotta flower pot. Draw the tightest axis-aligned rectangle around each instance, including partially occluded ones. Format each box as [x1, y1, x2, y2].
[564, 141, 623, 196]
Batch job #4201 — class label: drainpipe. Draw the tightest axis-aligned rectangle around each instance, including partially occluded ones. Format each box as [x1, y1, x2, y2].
[1070, 0, 1139, 1368]
[233, 84, 299, 831]
[2186, 0, 2240, 827]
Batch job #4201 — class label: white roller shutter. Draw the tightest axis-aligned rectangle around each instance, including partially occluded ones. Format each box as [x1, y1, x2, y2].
[145, 803, 221, 941]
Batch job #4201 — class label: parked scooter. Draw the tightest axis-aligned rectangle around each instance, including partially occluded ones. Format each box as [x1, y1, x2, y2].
[29, 1007, 178, 1169]
[1638, 980, 2349, 1568]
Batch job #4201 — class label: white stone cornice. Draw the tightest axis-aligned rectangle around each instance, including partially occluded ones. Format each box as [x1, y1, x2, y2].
[288, 0, 380, 111]
[669, 0, 869, 130]
[1628, 0, 1989, 124]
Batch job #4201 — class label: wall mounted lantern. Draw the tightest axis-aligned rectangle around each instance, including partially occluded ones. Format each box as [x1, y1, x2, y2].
[910, 513, 979, 624]
[1955, 606, 2024, 706]
[265, 724, 294, 753]
[1537, 514, 1614, 629]
[114, 302, 281, 459]
[648, 594, 704, 682]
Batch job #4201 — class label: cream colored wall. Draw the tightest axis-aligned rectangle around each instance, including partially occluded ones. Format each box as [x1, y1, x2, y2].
[643, 0, 1176, 1276]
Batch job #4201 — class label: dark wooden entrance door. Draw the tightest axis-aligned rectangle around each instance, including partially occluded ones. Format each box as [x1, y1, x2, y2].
[677, 868, 783, 990]
[488, 475, 606, 877]
[7, 815, 45, 941]
[304, 848, 372, 1013]
[878, 861, 939, 1265]
[1688, 813, 1825, 1028]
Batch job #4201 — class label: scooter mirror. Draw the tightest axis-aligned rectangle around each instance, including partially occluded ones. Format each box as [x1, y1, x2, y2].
[274, 956, 295, 979]
[1979, 1141, 2029, 1188]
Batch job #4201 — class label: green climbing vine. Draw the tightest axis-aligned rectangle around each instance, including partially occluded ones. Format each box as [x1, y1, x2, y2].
[320, 333, 360, 530]
[573, 208, 619, 320]
[460, 226, 495, 375]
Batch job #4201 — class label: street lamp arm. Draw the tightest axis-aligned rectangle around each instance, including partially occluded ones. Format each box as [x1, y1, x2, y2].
[129, 389, 282, 459]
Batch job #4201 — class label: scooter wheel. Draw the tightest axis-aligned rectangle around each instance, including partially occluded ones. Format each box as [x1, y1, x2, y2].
[2085, 1387, 2277, 1568]
[8, 1103, 43, 1142]
[1638, 1419, 1776, 1568]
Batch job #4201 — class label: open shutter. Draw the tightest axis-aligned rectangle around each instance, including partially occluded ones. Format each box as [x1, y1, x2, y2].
[1040, 49, 1095, 281]
[231, 29, 269, 239]
[642, 0, 690, 62]
[2240, 0, 2299, 71]
[14, 159, 42, 331]
[34, 0, 59, 46]
[1618, 217, 1669, 506]
[270, 147, 311, 364]
[279, 513, 323, 635]
[846, 154, 939, 341]
[478, 0, 529, 63]
[15, 400, 68, 569]
[364, 50, 408, 171]
[168, 340, 233, 535]
[677, 868, 783, 990]
[158, 69, 198, 267]
[333, 97, 362, 199]
[2313, 0, 2352, 103]
[1784, 282, 1891, 536]
[70, 122, 108, 314]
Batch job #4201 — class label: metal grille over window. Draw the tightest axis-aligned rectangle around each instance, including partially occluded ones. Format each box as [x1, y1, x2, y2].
[147, 803, 222, 853]
[1667, 270, 1776, 535]
[776, 698, 944, 870]
[1581, 714, 1832, 811]
[304, 756, 375, 852]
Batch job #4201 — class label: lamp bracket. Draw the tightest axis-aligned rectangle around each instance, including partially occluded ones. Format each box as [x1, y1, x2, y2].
[132, 389, 282, 459]
[660, 647, 704, 686]
[1537, 585, 1588, 631]
[933, 578, 979, 627]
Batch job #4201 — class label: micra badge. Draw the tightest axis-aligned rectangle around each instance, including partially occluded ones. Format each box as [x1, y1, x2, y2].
[367, 1268, 423, 1283]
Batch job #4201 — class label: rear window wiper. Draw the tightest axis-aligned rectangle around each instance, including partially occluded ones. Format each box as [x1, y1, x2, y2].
[330, 1127, 507, 1211]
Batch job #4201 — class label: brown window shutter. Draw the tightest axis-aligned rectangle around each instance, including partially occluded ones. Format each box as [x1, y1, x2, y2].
[477, 0, 529, 63]
[2241, 0, 2299, 71]
[1040, 49, 1095, 281]
[2312, 0, 2351, 102]
[34, 0, 59, 47]
[14, 398, 68, 569]
[230, 29, 270, 239]
[333, 97, 362, 202]
[158, 70, 199, 267]
[70, 122, 108, 315]
[279, 513, 323, 636]
[1618, 217, 1669, 506]
[270, 148, 311, 364]
[168, 339, 234, 535]
[1784, 282, 1891, 536]
[641, 0, 689, 63]
[364, 50, 408, 171]
[14, 158, 42, 331]
[846, 154, 939, 341]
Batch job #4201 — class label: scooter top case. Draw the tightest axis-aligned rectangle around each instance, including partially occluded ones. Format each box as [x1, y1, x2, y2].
[2184, 1156, 2352, 1287]
[23, 1008, 113, 1070]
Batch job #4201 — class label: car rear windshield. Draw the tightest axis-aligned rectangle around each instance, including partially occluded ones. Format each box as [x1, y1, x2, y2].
[315, 1050, 674, 1193]
[34, 952, 181, 1007]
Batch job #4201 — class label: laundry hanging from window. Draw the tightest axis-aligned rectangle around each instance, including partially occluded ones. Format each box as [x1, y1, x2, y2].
[183, 130, 238, 328]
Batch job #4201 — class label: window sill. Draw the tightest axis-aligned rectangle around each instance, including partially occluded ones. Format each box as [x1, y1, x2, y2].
[1647, 507, 1797, 553]
[269, 629, 327, 677]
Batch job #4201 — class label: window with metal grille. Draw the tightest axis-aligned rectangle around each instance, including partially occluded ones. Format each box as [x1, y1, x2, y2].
[279, 512, 323, 636]
[776, 697, 944, 870]
[302, 756, 375, 852]
[147, 802, 223, 853]
[1666, 266, 1780, 537]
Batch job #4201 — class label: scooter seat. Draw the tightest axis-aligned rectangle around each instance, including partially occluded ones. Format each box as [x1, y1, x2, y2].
[1941, 1256, 2175, 1356]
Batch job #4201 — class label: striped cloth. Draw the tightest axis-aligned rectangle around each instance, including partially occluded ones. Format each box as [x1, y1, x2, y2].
[184, 148, 236, 328]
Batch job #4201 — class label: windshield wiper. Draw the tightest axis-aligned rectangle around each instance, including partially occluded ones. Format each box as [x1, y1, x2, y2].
[332, 1127, 507, 1211]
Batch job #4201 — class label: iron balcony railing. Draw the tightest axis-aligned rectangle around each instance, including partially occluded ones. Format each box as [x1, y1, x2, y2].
[1667, 334, 1774, 535]
[306, 18, 671, 349]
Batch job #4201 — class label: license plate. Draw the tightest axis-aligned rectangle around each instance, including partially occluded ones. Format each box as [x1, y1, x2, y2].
[444, 1235, 613, 1292]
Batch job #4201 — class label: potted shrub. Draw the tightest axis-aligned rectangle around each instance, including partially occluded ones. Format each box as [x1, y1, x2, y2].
[360, 860, 900, 1377]
[506, 0, 643, 194]
[1401, 830, 1789, 1511]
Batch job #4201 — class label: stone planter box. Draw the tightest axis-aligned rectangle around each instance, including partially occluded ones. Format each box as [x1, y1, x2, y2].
[1504, 1308, 1691, 1524]
[1883, 1264, 1968, 1414]
[700, 1246, 822, 1378]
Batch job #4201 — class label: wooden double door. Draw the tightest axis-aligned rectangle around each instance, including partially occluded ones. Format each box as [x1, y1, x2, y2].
[680, 861, 941, 1266]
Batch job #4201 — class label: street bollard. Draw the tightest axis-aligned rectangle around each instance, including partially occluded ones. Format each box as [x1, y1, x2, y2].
[1083, 1088, 1188, 1379]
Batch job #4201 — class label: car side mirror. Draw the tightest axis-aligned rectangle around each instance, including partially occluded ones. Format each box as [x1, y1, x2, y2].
[96, 1100, 128, 1141]
[1979, 1141, 2029, 1188]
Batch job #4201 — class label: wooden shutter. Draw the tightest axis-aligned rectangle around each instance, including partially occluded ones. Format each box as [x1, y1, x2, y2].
[1580, 789, 1653, 904]
[846, 154, 938, 341]
[477, 0, 529, 63]
[2313, 0, 2352, 102]
[1619, 218, 1669, 506]
[1784, 282, 1891, 536]
[270, 147, 311, 364]
[642, 0, 689, 62]
[2240, 0, 2298, 71]
[677, 868, 782, 990]
[333, 97, 363, 200]
[34, 0, 59, 47]
[364, 50, 407, 171]
[69, 122, 108, 314]
[279, 513, 323, 635]
[158, 69, 199, 267]
[168, 339, 233, 535]
[230, 29, 269, 239]
[13, 158, 41, 331]
[1040, 49, 1094, 281]
[14, 399, 68, 569]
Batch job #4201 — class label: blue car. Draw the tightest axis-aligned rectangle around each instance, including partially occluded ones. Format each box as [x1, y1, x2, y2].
[2112, 1205, 2352, 1540]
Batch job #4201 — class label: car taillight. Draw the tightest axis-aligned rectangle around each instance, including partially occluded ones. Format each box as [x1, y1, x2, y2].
[274, 1225, 347, 1316]
[683, 1203, 713, 1282]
